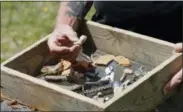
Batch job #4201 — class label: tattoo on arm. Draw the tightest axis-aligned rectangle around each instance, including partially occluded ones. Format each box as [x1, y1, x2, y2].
[66, 1, 93, 19]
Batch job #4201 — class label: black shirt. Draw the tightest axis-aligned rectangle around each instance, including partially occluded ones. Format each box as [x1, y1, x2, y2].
[92, 1, 182, 43]
[92, 2, 183, 112]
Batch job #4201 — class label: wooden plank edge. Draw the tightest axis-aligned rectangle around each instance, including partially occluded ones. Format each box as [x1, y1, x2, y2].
[103, 53, 182, 109]
[86, 21, 175, 48]
[1, 34, 51, 66]
[1, 65, 105, 109]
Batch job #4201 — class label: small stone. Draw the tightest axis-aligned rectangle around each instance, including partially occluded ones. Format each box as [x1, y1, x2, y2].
[134, 70, 143, 77]
[113, 86, 122, 96]
[7, 100, 18, 106]
[104, 97, 109, 102]
[124, 68, 133, 74]
[97, 92, 103, 97]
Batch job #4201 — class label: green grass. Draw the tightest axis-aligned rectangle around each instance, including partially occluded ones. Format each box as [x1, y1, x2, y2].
[1, 2, 95, 62]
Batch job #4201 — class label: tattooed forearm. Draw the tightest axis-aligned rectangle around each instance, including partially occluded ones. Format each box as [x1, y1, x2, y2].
[66, 1, 93, 19]
[55, 1, 93, 30]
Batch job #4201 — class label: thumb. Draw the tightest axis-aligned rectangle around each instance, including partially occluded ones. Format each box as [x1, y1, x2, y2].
[175, 43, 182, 53]
[64, 32, 79, 42]
[69, 44, 80, 52]
[51, 45, 70, 54]
[164, 69, 182, 94]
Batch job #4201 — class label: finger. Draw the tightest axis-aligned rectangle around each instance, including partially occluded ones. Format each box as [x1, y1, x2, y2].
[51, 44, 70, 54]
[69, 44, 80, 52]
[63, 31, 79, 42]
[175, 43, 182, 53]
[164, 69, 182, 94]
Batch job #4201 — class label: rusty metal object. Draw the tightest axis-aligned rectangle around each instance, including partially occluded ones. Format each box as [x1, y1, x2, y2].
[103, 97, 110, 102]
[7, 100, 18, 106]
[84, 84, 112, 97]
[72, 61, 95, 73]
[44, 75, 68, 81]
[124, 68, 133, 74]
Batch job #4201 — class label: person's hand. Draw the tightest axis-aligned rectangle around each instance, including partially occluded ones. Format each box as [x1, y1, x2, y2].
[47, 24, 81, 62]
[164, 43, 182, 94]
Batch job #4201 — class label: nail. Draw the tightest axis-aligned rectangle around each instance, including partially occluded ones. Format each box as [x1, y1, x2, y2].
[44, 75, 67, 81]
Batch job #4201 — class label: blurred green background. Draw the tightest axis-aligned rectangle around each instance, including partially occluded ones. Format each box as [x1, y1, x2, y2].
[1, 2, 95, 62]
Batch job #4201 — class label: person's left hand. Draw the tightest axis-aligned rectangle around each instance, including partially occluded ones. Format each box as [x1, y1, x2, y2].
[164, 43, 182, 94]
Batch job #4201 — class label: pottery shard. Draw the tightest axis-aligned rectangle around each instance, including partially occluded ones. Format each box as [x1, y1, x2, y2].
[94, 55, 114, 65]
[114, 56, 131, 67]
[61, 68, 73, 76]
[61, 59, 71, 70]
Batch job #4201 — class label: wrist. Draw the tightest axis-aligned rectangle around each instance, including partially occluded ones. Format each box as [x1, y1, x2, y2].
[54, 18, 79, 32]
[53, 24, 74, 33]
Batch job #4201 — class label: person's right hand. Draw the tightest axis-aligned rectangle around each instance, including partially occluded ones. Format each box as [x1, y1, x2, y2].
[47, 24, 81, 62]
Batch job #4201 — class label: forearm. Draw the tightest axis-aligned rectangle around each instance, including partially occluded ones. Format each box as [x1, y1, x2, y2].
[55, 1, 93, 31]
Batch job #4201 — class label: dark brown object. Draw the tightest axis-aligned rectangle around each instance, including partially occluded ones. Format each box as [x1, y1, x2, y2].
[72, 61, 95, 73]
[7, 100, 18, 106]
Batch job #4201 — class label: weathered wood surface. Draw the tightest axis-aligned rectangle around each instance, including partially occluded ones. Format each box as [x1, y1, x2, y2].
[1, 66, 104, 111]
[1, 20, 182, 111]
[1, 35, 50, 76]
[86, 21, 175, 67]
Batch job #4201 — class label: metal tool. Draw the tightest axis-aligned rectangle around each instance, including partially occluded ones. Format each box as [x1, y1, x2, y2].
[84, 84, 113, 97]
[85, 79, 110, 86]
[44, 75, 68, 81]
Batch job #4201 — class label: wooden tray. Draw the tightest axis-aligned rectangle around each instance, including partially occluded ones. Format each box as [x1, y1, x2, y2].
[1, 20, 182, 111]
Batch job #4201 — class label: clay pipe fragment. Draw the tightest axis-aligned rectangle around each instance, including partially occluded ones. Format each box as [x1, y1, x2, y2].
[74, 35, 87, 45]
